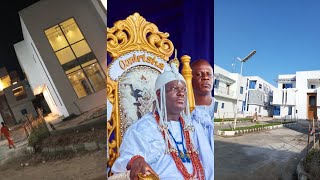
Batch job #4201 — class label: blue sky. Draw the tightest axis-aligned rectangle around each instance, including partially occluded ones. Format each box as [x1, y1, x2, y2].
[214, 0, 320, 86]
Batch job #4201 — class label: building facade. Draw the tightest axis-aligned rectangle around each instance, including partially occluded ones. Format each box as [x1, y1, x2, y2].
[273, 71, 320, 120]
[214, 64, 275, 119]
[14, 0, 107, 119]
[214, 64, 247, 119]
[245, 76, 275, 117]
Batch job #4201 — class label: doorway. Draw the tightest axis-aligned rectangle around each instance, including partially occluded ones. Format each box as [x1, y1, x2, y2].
[32, 93, 51, 116]
[307, 93, 317, 120]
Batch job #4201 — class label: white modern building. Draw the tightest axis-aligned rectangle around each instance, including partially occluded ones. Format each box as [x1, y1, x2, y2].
[273, 71, 320, 120]
[245, 76, 276, 117]
[214, 64, 275, 119]
[13, 0, 107, 120]
[214, 64, 247, 119]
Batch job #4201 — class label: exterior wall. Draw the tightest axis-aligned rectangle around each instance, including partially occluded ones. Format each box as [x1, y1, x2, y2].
[10, 101, 38, 123]
[214, 96, 236, 119]
[273, 71, 320, 120]
[17, 0, 107, 117]
[245, 76, 276, 117]
[296, 71, 320, 119]
[213, 65, 275, 118]
[16, 19, 67, 117]
[2, 80, 37, 123]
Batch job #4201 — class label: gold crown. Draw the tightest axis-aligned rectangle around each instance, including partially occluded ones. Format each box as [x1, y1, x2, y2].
[107, 13, 174, 61]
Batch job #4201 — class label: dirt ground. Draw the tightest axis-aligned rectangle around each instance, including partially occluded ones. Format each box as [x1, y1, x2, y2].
[40, 126, 106, 148]
[0, 149, 107, 180]
[0, 107, 107, 180]
[304, 149, 320, 180]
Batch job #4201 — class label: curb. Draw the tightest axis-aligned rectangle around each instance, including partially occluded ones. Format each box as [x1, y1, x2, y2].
[217, 123, 297, 136]
[25, 141, 107, 155]
[214, 120, 251, 125]
[297, 159, 308, 180]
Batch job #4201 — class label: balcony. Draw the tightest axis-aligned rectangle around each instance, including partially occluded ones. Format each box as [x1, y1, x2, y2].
[214, 86, 235, 99]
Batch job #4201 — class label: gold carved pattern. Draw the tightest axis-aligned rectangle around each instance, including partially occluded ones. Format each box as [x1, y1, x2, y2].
[107, 13, 174, 61]
[107, 79, 121, 175]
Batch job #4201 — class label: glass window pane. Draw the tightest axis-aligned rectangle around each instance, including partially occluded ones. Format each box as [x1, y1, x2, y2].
[310, 96, 316, 106]
[83, 63, 106, 92]
[71, 40, 92, 58]
[65, 65, 81, 75]
[45, 25, 69, 51]
[81, 59, 97, 68]
[55, 47, 76, 65]
[68, 70, 93, 98]
[60, 18, 84, 44]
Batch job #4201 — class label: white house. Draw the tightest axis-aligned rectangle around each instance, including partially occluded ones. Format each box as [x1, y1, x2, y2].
[214, 64, 275, 119]
[14, 0, 107, 120]
[214, 64, 247, 119]
[273, 71, 320, 120]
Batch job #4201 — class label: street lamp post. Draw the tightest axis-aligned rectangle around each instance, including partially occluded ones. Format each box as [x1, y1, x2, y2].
[233, 50, 256, 130]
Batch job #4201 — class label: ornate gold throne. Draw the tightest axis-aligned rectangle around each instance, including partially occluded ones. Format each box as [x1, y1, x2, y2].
[106, 13, 195, 177]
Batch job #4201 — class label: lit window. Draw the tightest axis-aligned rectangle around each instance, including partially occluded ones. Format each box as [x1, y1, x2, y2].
[45, 18, 106, 98]
[12, 86, 27, 100]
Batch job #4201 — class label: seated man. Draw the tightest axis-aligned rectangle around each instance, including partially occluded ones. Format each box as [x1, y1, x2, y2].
[191, 59, 214, 119]
[111, 64, 214, 179]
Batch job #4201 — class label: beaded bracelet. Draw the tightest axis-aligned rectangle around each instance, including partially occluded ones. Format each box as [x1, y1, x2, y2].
[126, 155, 144, 170]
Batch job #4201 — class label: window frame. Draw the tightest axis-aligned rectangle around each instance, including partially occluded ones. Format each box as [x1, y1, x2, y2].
[44, 17, 106, 99]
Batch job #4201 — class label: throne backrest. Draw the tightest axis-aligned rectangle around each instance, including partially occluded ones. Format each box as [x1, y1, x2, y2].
[106, 13, 195, 175]
[118, 65, 160, 133]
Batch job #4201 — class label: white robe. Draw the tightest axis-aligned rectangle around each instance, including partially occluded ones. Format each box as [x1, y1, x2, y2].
[194, 97, 214, 120]
[111, 112, 214, 180]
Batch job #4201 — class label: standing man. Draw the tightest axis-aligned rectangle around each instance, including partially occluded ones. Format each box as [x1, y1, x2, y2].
[1, 122, 16, 149]
[191, 59, 214, 119]
[111, 64, 214, 179]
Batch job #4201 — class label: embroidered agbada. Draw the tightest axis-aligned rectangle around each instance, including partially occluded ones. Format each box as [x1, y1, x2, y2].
[111, 112, 214, 179]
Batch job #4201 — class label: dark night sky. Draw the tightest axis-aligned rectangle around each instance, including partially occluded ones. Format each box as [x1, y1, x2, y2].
[0, 0, 40, 80]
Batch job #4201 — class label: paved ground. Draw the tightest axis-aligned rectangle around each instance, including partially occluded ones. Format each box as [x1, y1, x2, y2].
[215, 120, 313, 180]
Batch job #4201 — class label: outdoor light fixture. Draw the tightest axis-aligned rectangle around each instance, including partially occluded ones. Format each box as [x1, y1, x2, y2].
[241, 50, 256, 62]
[233, 50, 257, 129]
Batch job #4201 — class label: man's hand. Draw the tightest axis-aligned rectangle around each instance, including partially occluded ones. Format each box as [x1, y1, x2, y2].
[128, 157, 158, 180]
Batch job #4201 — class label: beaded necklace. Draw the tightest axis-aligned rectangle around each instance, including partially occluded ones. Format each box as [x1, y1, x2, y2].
[168, 121, 190, 163]
[154, 111, 205, 180]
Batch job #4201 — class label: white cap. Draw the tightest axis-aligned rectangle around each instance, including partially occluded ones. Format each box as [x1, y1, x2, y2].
[155, 63, 186, 91]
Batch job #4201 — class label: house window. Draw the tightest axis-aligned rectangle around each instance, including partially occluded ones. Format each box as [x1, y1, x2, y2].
[259, 84, 262, 89]
[283, 83, 293, 89]
[12, 86, 27, 101]
[221, 103, 224, 109]
[226, 84, 230, 95]
[311, 85, 316, 89]
[214, 102, 218, 113]
[21, 109, 28, 115]
[274, 106, 280, 116]
[214, 79, 219, 88]
[288, 107, 292, 115]
[240, 86, 243, 94]
[249, 80, 256, 89]
[44, 18, 106, 98]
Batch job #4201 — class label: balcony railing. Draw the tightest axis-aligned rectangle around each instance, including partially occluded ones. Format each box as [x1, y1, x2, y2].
[214, 86, 235, 98]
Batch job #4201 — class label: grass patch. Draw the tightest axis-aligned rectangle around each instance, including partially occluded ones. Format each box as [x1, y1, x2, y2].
[214, 118, 253, 122]
[219, 121, 299, 131]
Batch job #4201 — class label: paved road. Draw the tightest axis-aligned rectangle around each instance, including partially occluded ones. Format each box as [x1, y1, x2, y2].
[215, 120, 314, 180]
